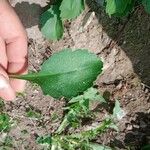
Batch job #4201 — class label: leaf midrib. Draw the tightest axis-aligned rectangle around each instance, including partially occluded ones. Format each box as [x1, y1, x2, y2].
[10, 64, 101, 80]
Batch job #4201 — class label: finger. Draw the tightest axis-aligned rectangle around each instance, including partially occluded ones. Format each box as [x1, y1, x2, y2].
[6, 35, 28, 92]
[0, 37, 15, 101]
[0, 68, 15, 101]
[0, 37, 7, 69]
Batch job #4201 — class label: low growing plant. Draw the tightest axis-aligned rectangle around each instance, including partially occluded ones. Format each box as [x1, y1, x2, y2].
[0, 113, 12, 133]
[105, 0, 150, 16]
[8, 48, 124, 149]
[40, 0, 85, 40]
[40, 0, 150, 40]
[36, 91, 122, 150]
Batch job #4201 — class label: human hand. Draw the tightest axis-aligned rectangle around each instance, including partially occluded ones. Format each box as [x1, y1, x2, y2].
[0, 0, 28, 101]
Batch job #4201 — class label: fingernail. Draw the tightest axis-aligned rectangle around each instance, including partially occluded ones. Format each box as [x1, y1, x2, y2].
[0, 75, 9, 90]
[0, 75, 16, 101]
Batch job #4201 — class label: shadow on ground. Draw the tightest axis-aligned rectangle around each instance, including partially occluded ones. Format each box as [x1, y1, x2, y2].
[124, 112, 150, 149]
[86, 0, 150, 87]
[14, 2, 42, 28]
[110, 112, 150, 149]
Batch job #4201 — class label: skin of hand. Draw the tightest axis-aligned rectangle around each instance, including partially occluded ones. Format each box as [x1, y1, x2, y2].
[0, 0, 28, 101]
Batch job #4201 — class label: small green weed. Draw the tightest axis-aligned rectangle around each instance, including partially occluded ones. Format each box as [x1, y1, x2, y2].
[26, 107, 41, 119]
[0, 114, 12, 132]
[35, 89, 123, 150]
[50, 112, 59, 122]
[56, 88, 106, 134]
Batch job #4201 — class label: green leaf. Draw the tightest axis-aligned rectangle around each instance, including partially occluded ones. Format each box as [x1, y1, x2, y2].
[0, 114, 11, 132]
[90, 143, 112, 150]
[36, 135, 52, 145]
[51, 145, 57, 150]
[11, 49, 103, 99]
[68, 118, 112, 140]
[26, 108, 41, 119]
[142, 0, 150, 13]
[40, 5, 64, 40]
[84, 88, 106, 103]
[69, 88, 106, 103]
[109, 122, 119, 131]
[89, 143, 112, 150]
[105, 0, 132, 16]
[113, 100, 125, 120]
[55, 119, 113, 149]
[114, 0, 135, 17]
[56, 88, 106, 134]
[105, 0, 116, 16]
[60, 0, 85, 20]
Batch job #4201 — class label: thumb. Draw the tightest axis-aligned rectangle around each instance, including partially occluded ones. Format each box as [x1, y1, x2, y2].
[0, 68, 16, 101]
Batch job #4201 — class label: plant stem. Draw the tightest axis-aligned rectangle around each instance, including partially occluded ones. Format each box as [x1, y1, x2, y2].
[65, 118, 112, 140]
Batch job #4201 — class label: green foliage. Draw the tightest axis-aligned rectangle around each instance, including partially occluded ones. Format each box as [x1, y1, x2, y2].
[26, 108, 41, 119]
[36, 96, 123, 149]
[40, 5, 64, 40]
[37, 119, 113, 150]
[40, 0, 150, 40]
[105, 0, 135, 17]
[113, 100, 125, 120]
[105, 0, 150, 16]
[11, 49, 103, 99]
[40, 0, 85, 40]
[70, 87, 106, 103]
[60, 0, 85, 20]
[89, 143, 112, 150]
[50, 112, 59, 122]
[142, 0, 150, 13]
[36, 135, 52, 145]
[56, 87, 106, 134]
[105, 0, 131, 16]
[0, 114, 11, 132]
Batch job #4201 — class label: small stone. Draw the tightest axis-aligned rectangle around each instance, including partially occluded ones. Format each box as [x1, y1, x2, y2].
[116, 82, 123, 90]
[126, 124, 133, 130]
[133, 124, 139, 129]
[145, 88, 149, 94]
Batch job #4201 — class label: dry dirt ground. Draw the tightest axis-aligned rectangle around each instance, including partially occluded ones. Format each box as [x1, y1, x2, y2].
[0, 0, 149, 150]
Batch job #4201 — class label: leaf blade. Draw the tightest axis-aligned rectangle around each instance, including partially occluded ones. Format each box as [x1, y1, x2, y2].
[40, 5, 64, 40]
[105, 0, 133, 16]
[142, 0, 150, 13]
[89, 143, 112, 150]
[60, 0, 85, 20]
[11, 49, 103, 99]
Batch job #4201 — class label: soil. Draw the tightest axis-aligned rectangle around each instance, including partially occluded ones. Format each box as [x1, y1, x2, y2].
[0, 0, 149, 150]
